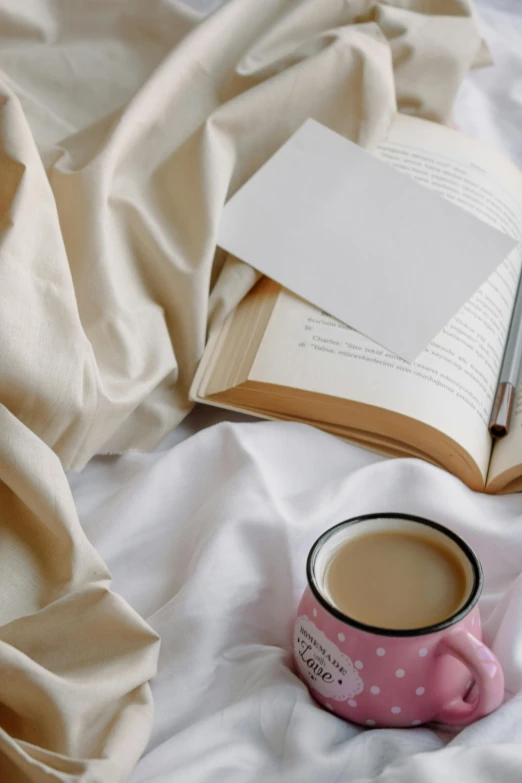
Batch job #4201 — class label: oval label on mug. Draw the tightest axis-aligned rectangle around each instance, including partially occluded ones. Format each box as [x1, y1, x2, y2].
[294, 615, 364, 701]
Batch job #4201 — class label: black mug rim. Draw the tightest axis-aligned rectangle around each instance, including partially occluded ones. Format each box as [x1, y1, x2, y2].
[306, 512, 483, 638]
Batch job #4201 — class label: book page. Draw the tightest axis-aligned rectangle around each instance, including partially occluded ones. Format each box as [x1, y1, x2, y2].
[249, 116, 522, 480]
[217, 119, 514, 363]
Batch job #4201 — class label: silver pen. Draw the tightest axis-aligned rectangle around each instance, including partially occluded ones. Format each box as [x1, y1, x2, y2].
[489, 270, 522, 438]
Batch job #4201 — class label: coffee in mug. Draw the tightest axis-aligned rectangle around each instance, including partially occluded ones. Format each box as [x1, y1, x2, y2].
[324, 529, 468, 630]
[293, 513, 504, 728]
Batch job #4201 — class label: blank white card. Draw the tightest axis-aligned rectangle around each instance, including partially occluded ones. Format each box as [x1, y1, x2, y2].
[217, 119, 516, 362]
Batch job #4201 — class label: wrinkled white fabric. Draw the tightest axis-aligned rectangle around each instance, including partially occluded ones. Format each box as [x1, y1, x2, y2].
[455, 0, 522, 168]
[70, 419, 522, 783]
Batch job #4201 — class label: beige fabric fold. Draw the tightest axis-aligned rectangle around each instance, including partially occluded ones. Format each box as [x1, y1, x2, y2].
[0, 0, 490, 780]
[0, 0, 488, 470]
[0, 405, 159, 782]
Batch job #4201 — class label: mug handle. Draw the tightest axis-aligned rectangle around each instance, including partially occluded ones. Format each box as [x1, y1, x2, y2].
[434, 629, 504, 726]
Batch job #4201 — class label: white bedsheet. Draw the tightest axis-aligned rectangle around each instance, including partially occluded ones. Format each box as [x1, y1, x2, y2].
[69, 2, 522, 781]
[70, 422, 522, 783]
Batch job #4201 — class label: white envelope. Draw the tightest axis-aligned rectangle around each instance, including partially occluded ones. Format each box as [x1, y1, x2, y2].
[217, 119, 516, 362]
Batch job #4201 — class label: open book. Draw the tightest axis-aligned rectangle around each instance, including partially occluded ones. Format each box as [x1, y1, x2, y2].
[191, 115, 522, 494]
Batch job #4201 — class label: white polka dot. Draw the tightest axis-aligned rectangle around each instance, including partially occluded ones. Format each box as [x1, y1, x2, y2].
[391, 706, 401, 714]
[355, 660, 363, 670]
[337, 632, 345, 642]
[326, 703, 334, 711]
[366, 719, 376, 726]
[412, 719, 422, 726]
[313, 608, 317, 617]
[395, 669, 405, 678]
[370, 686, 380, 695]
[418, 648, 428, 657]
[348, 699, 357, 707]
[416, 687, 425, 696]
[376, 648, 386, 656]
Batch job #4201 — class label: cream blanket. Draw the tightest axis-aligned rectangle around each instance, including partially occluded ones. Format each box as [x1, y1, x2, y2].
[0, 1, 491, 780]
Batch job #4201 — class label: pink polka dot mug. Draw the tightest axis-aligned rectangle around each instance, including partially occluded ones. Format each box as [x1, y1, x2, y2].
[293, 513, 504, 728]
